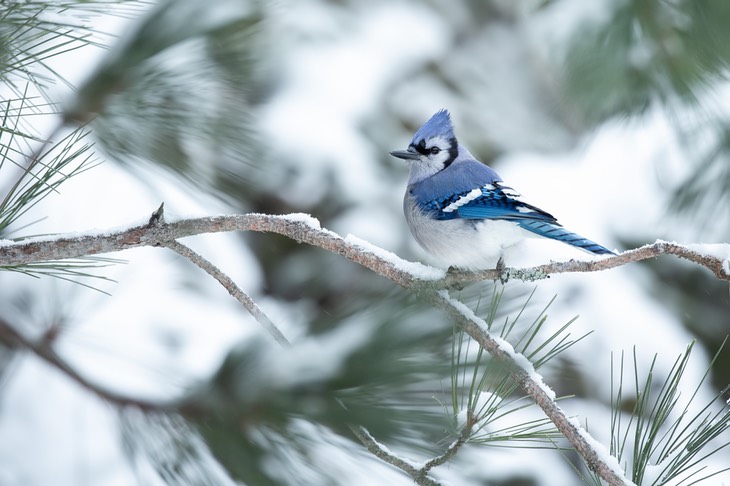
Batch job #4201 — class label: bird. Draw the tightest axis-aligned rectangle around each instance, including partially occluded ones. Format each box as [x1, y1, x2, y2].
[390, 109, 614, 270]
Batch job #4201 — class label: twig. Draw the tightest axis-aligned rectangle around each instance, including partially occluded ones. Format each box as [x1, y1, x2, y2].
[443, 241, 730, 284]
[348, 425, 442, 486]
[420, 410, 476, 476]
[163, 240, 290, 347]
[0, 318, 169, 412]
[147, 211, 420, 481]
[153, 216, 417, 480]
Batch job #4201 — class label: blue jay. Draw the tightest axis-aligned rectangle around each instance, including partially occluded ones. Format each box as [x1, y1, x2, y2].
[390, 109, 614, 270]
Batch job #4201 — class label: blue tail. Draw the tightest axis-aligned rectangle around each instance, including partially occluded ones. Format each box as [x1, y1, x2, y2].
[517, 220, 614, 256]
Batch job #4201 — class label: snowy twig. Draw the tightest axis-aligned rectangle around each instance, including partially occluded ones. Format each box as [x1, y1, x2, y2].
[348, 411, 476, 485]
[152, 214, 426, 483]
[163, 239, 290, 347]
[420, 410, 476, 476]
[349, 426, 442, 486]
[442, 241, 730, 284]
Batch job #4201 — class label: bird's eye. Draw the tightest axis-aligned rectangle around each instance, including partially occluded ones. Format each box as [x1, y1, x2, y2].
[429, 147, 441, 155]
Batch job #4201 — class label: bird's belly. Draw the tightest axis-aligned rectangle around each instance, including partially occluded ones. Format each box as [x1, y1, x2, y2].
[405, 207, 529, 270]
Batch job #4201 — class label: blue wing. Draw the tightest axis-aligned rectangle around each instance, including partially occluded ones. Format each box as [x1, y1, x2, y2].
[423, 182, 556, 223]
[419, 183, 615, 256]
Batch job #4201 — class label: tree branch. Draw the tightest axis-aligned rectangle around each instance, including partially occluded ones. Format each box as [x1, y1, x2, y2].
[424, 290, 630, 485]
[349, 425, 442, 486]
[0, 318, 170, 412]
[163, 239, 290, 347]
[420, 409, 476, 476]
[443, 241, 730, 284]
[2, 214, 727, 285]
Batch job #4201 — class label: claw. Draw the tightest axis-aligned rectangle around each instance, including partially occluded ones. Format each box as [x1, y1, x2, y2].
[495, 257, 508, 284]
[495, 257, 505, 273]
[446, 266, 465, 290]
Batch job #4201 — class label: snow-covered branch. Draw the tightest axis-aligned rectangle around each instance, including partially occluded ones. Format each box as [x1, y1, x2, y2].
[444, 241, 730, 284]
[425, 290, 630, 485]
[349, 426, 442, 486]
[2, 213, 728, 285]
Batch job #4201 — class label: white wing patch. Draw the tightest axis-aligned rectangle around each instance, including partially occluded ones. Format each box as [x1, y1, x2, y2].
[442, 187, 483, 213]
[441, 182, 531, 214]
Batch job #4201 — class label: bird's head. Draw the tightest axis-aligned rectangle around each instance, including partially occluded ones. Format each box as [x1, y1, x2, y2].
[390, 109, 458, 183]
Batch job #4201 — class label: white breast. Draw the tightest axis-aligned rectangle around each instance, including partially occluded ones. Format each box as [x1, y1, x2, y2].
[404, 194, 532, 270]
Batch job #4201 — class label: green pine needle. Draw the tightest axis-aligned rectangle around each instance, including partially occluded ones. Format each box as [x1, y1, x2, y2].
[0, 119, 99, 232]
[609, 340, 730, 485]
[2, 255, 124, 294]
[449, 289, 586, 448]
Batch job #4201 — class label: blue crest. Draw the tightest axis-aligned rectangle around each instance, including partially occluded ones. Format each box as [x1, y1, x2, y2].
[411, 109, 455, 145]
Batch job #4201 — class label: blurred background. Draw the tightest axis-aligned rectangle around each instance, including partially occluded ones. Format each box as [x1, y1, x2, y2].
[0, 0, 729, 484]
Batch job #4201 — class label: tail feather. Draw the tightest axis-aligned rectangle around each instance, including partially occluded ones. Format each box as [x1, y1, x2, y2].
[517, 220, 614, 256]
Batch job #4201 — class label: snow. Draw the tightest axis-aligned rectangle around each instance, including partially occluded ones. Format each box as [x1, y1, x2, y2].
[570, 417, 636, 485]
[274, 212, 323, 230]
[273, 212, 342, 240]
[686, 243, 730, 274]
[345, 234, 446, 281]
[268, 214, 448, 281]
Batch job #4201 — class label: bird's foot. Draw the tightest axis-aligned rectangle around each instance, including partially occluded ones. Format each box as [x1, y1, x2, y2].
[495, 257, 508, 284]
[495, 257, 505, 274]
[446, 266, 465, 290]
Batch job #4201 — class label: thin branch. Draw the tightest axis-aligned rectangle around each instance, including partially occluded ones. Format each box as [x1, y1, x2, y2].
[348, 407, 476, 485]
[149, 210, 420, 480]
[163, 239, 290, 347]
[0, 317, 169, 412]
[443, 241, 730, 284]
[150, 210, 426, 482]
[348, 425, 441, 486]
[421, 410, 476, 475]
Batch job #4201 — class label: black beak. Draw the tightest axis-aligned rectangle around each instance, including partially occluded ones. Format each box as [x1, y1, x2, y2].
[389, 149, 420, 160]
